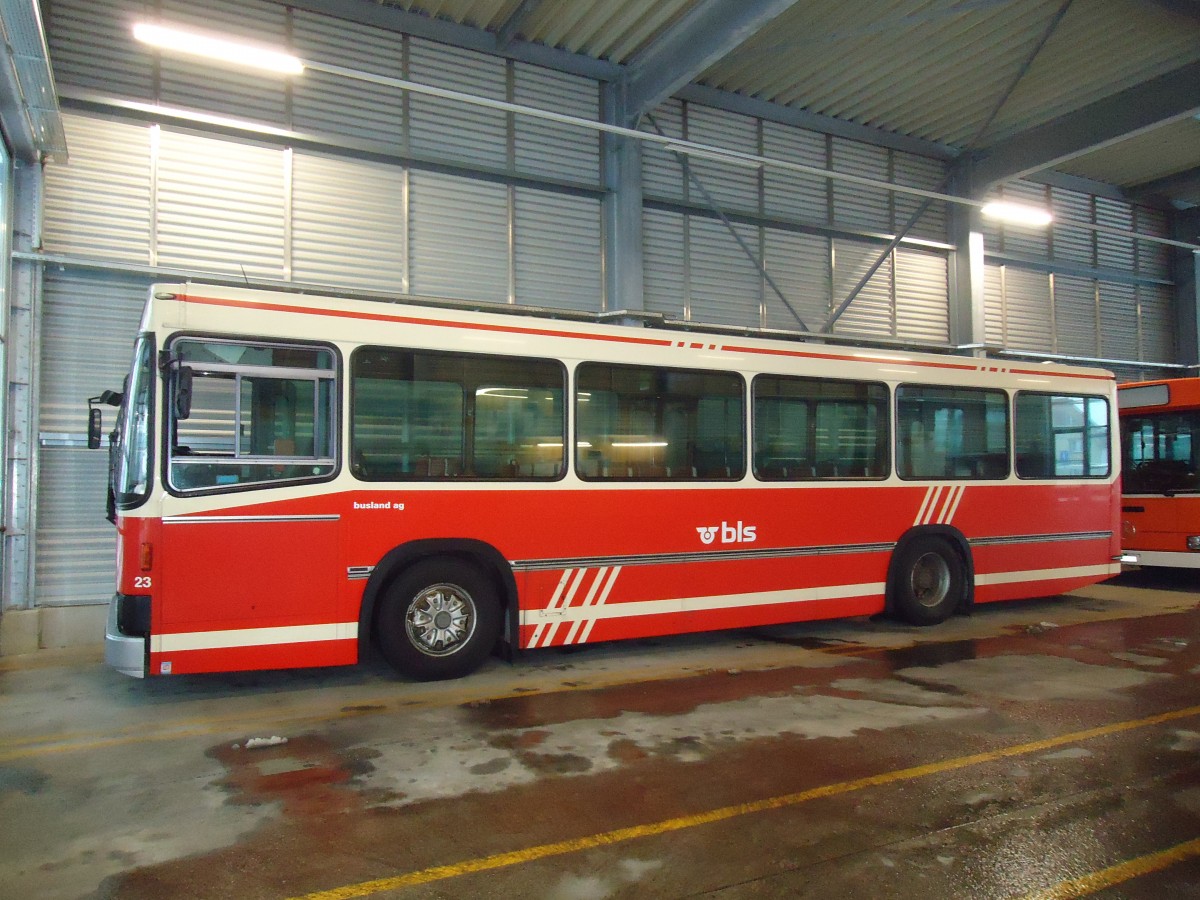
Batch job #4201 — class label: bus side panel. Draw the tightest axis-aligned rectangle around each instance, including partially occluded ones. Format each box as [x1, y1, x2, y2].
[518, 552, 889, 650]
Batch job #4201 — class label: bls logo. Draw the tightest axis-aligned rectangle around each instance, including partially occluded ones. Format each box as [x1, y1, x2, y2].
[696, 520, 758, 545]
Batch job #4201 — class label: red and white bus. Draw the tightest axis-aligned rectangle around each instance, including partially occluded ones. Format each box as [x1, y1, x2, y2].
[95, 283, 1123, 680]
[1118, 377, 1200, 568]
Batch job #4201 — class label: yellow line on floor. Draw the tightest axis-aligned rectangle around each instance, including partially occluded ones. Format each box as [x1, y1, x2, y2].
[289, 703, 1200, 900]
[1021, 835, 1200, 899]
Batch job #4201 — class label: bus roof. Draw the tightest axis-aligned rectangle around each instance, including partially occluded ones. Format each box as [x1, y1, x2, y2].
[147, 282, 1116, 386]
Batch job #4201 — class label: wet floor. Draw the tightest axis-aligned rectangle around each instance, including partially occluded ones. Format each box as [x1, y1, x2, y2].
[2, 569, 1200, 899]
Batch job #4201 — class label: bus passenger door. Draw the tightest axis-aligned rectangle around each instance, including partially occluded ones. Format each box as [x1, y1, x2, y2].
[154, 337, 347, 674]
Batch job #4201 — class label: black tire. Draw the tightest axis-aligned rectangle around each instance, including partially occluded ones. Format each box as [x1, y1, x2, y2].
[376, 558, 501, 680]
[890, 536, 966, 626]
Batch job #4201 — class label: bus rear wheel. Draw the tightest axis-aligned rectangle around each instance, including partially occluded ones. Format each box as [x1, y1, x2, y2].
[891, 536, 965, 626]
[377, 559, 501, 680]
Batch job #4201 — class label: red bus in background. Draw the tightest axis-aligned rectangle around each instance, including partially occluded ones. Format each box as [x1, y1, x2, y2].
[95, 283, 1123, 681]
[1119, 377, 1200, 568]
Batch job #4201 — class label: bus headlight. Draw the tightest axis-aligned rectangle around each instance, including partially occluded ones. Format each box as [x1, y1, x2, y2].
[1187, 536, 1200, 551]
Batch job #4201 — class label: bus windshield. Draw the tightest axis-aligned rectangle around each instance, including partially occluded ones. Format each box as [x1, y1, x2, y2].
[112, 336, 154, 508]
[1122, 408, 1200, 494]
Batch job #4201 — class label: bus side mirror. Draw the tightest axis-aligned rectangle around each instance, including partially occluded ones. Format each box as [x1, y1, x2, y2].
[174, 366, 194, 420]
[87, 390, 122, 449]
[88, 408, 103, 449]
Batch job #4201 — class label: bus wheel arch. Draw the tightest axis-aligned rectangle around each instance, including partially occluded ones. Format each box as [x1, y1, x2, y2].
[886, 526, 974, 626]
[359, 539, 517, 678]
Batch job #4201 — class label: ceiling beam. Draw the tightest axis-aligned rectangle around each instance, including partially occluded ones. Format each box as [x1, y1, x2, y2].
[497, 0, 543, 50]
[619, 0, 800, 125]
[1126, 165, 1200, 205]
[969, 60, 1200, 191]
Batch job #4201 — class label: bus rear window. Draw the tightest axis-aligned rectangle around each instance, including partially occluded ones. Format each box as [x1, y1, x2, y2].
[1016, 393, 1110, 479]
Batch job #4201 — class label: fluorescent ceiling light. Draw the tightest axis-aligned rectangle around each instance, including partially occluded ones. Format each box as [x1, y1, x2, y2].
[981, 200, 1053, 227]
[133, 23, 304, 76]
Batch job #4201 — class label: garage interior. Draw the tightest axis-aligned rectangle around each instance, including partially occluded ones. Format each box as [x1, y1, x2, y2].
[2, 0, 1200, 897]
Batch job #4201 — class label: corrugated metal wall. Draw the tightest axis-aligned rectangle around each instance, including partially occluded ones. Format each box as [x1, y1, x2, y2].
[982, 181, 1175, 379]
[642, 99, 952, 343]
[28, 0, 1184, 611]
[37, 0, 608, 606]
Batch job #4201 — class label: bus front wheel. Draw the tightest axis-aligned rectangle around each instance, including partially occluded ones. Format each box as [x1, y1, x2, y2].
[891, 537, 965, 626]
[377, 558, 501, 680]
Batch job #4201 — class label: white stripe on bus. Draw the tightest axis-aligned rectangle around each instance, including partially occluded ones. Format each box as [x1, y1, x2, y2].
[576, 566, 622, 645]
[521, 581, 887, 630]
[151, 621, 357, 653]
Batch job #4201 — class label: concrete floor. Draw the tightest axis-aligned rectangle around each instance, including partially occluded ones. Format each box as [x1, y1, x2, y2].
[3, 569, 1200, 900]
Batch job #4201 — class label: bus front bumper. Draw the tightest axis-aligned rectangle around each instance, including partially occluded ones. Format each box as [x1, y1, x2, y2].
[105, 594, 147, 678]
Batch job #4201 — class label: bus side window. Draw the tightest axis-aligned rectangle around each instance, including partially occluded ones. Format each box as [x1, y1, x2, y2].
[576, 363, 744, 481]
[896, 385, 1009, 481]
[752, 375, 889, 481]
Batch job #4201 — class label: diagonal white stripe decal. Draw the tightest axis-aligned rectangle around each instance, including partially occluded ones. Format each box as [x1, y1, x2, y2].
[936, 485, 960, 524]
[578, 566, 621, 644]
[564, 567, 611, 645]
[944, 484, 966, 524]
[913, 485, 935, 526]
[539, 568, 588, 648]
[529, 568, 574, 647]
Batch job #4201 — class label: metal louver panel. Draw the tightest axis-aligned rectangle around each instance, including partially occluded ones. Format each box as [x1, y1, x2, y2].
[40, 269, 153, 434]
[1004, 267, 1054, 353]
[513, 188, 601, 311]
[643, 208, 686, 318]
[831, 239, 892, 339]
[1136, 208, 1171, 281]
[642, 100, 684, 202]
[684, 106, 759, 215]
[1139, 284, 1174, 363]
[409, 39, 506, 170]
[46, 0, 153, 99]
[1096, 198, 1136, 271]
[408, 170, 508, 303]
[892, 153, 947, 243]
[157, 0, 288, 125]
[996, 182, 1049, 258]
[292, 12, 406, 148]
[156, 129, 286, 278]
[1052, 276, 1099, 358]
[687, 217, 762, 328]
[35, 449, 116, 606]
[43, 113, 151, 262]
[762, 228, 830, 332]
[762, 122, 827, 225]
[1051, 189, 1093, 265]
[1099, 281, 1138, 360]
[831, 138, 889, 232]
[37, 270, 154, 608]
[984, 263, 1004, 346]
[894, 247, 948, 342]
[514, 63, 599, 185]
[291, 152, 406, 291]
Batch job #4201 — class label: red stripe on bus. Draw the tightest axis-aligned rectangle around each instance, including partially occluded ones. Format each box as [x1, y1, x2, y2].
[178, 293, 676, 349]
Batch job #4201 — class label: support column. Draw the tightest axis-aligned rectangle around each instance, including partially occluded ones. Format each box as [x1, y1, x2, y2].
[947, 167, 987, 356]
[601, 83, 644, 313]
[2, 159, 43, 651]
[1172, 207, 1200, 369]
